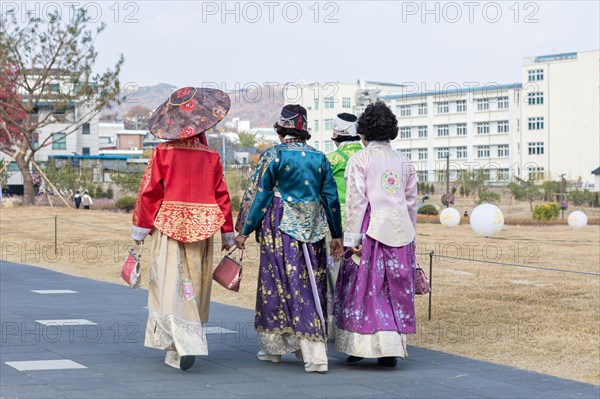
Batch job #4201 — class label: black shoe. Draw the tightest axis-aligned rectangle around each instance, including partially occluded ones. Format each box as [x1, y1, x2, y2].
[346, 356, 364, 364]
[180, 355, 195, 370]
[377, 357, 398, 367]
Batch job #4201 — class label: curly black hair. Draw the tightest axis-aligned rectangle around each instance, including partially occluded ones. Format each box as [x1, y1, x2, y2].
[274, 104, 311, 141]
[356, 101, 398, 142]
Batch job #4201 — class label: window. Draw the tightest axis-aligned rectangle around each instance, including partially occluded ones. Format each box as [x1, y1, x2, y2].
[324, 119, 333, 130]
[528, 117, 544, 130]
[436, 125, 449, 137]
[436, 102, 449, 114]
[418, 126, 428, 138]
[476, 122, 490, 134]
[314, 98, 319, 110]
[417, 170, 428, 182]
[528, 166, 545, 180]
[399, 127, 411, 139]
[528, 69, 544, 81]
[399, 149, 412, 159]
[456, 146, 467, 159]
[476, 99, 489, 111]
[399, 105, 411, 117]
[82, 147, 90, 155]
[497, 120, 509, 133]
[456, 123, 467, 135]
[7, 162, 19, 171]
[324, 140, 334, 152]
[49, 83, 60, 93]
[497, 144, 509, 157]
[324, 97, 335, 109]
[528, 142, 544, 155]
[342, 97, 351, 109]
[497, 96, 509, 109]
[437, 147, 449, 159]
[418, 103, 427, 115]
[418, 148, 428, 160]
[456, 100, 467, 112]
[497, 168, 510, 181]
[52, 133, 66, 149]
[314, 120, 320, 131]
[82, 123, 90, 135]
[314, 140, 320, 150]
[528, 92, 544, 105]
[477, 146, 490, 158]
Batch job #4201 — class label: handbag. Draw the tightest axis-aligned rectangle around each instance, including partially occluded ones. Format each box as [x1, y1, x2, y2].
[414, 265, 431, 295]
[213, 248, 243, 292]
[121, 244, 142, 289]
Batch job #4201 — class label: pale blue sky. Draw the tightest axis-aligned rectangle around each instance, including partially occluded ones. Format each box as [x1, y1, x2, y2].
[16, 1, 599, 88]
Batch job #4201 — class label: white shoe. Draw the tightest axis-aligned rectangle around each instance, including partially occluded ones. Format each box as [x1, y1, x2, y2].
[305, 362, 327, 373]
[257, 351, 281, 363]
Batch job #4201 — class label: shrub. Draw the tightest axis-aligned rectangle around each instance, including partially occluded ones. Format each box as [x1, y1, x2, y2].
[231, 196, 240, 212]
[429, 184, 435, 194]
[94, 186, 103, 199]
[441, 193, 455, 206]
[417, 204, 438, 216]
[477, 188, 500, 204]
[115, 196, 136, 212]
[532, 202, 560, 221]
[106, 187, 114, 199]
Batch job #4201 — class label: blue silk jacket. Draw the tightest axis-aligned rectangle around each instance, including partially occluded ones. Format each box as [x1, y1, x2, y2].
[235, 142, 342, 243]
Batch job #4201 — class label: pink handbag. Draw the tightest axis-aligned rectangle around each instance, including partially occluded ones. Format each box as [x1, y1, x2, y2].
[415, 266, 431, 295]
[121, 245, 142, 289]
[213, 248, 243, 292]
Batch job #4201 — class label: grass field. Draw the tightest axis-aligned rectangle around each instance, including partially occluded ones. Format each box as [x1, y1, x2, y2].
[1, 204, 599, 385]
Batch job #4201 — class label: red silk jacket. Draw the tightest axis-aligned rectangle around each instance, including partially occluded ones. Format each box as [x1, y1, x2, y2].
[131, 136, 234, 244]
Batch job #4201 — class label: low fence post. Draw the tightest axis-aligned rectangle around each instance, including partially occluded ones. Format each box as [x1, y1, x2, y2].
[54, 215, 58, 255]
[428, 251, 434, 320]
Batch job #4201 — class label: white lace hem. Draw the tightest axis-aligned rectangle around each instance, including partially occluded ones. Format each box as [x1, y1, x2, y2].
[334, 328, 408, 358]
[145, 311, 208, 356]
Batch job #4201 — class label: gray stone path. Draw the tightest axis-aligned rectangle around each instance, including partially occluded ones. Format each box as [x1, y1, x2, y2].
[1, 261, 598, 398]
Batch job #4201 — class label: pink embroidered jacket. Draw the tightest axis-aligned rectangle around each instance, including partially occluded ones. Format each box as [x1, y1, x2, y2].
[131, 136, 234, 244]
[343, 141, 417, 248]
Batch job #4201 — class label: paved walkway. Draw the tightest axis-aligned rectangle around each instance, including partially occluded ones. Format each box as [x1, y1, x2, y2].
[1, 261, 599, 399]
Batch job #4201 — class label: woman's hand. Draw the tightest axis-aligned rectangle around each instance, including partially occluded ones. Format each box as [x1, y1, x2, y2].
[234, 234, 247, 250]
[221, 243, 233, 251]
[350, 245, 362, 258]
[330, 238, 343, 261]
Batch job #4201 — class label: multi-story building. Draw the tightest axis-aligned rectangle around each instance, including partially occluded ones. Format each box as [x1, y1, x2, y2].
[283, 80, 406, 152]
[518, 50, 599, 184]
[382, 83, 521, 184]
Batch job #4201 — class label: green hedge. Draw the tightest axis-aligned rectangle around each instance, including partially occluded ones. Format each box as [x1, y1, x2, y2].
[115, 196, 136, 212]
[417, 204, 438, 216]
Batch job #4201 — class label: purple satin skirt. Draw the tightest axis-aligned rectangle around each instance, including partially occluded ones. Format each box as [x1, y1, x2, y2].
[335, 207, 417, 334]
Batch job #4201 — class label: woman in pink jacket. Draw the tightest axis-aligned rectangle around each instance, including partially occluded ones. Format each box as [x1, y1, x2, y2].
[335, 101, 418, 368]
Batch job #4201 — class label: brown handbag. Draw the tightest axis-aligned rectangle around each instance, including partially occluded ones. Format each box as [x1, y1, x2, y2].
[213, 248, 243, 292]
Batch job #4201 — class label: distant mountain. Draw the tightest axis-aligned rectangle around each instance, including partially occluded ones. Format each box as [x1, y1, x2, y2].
[100, 83, 284, 129]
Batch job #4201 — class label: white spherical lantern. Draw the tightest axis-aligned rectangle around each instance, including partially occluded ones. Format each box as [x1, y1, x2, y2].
[470, 204, 504, 237]
[440, 208, 461, 228]
[568, 211, 588, 228]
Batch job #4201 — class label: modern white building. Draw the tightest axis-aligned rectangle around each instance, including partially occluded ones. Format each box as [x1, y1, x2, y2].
[517, 50, 599, 185]
[284, 80, 407, 152]
[381, 50, 599, 186]
[382, 83, 521, 184]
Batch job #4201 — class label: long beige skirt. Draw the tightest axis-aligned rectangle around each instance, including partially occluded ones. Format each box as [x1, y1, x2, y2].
[144, 230, 214, 361]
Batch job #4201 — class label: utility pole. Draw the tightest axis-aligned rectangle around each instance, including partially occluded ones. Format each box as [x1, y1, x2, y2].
[446, 154, 450, 197]
[560, 173, 566, 219]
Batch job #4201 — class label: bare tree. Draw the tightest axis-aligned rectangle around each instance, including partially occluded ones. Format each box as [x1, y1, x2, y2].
[0, 9, 124, 204]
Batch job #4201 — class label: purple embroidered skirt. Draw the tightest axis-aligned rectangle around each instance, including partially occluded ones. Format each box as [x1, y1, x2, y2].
[335, 207, 416, 335]
[255, 197, 328, 341]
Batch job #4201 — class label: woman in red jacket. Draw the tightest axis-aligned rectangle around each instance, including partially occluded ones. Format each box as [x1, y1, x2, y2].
[132, 87, 234, 371]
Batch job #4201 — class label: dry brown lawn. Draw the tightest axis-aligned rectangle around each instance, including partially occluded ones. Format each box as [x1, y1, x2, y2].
[1, 204, 599, 385]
